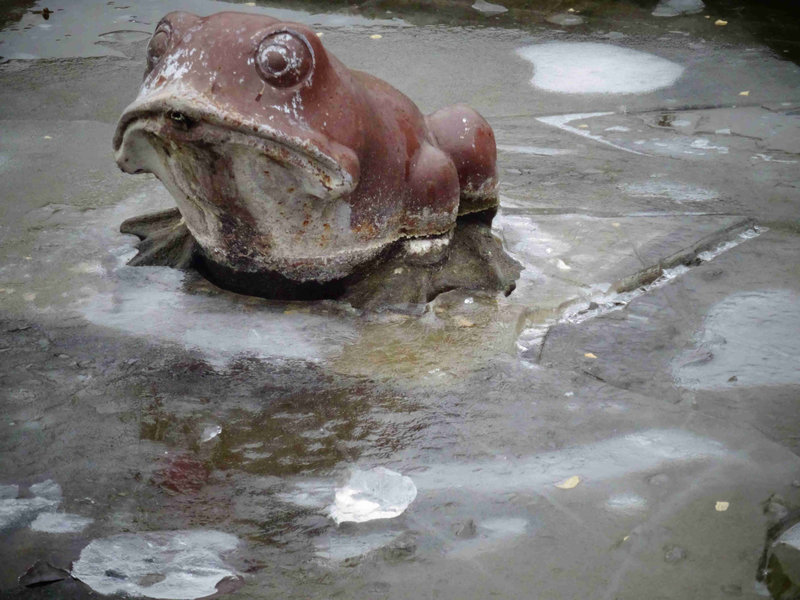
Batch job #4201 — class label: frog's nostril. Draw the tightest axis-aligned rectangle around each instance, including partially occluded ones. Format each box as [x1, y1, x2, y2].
[168, 111, 196, 130]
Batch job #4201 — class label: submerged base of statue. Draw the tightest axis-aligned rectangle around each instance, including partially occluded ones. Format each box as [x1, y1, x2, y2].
[120, 209, 521, 310]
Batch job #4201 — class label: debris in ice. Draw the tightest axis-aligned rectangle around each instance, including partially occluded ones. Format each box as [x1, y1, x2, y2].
[329, 467, 417, 524]
[472, 0, 508, 15]
[30, 512, 93, 533]
[448, 518, 529, 559]
[71, 530, 240, 600]
[201, 424, 222, 443]
[652, 0, 704, 17]
[19, 560, 71, 587]
[516, 43, 684, 94]
[715, 501, 730, 512]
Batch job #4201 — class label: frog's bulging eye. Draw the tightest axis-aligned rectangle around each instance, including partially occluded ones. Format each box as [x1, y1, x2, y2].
[256, 32, 312, 88]
[146, 23, 172, 72]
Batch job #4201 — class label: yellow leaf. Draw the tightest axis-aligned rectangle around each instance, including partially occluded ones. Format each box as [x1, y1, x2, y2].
[454, 316, 475, 328]
[370, 34, 383, 39]
[578, 124, 589, 129]
[244, 1, 255, 5]
[611, 222, 621, 228]
[555, 475, 581, 489]
[739, 90, 749, 96]
[715, 501, 730, 512]
[316, 32, 324, 37]
[714, 19, 727, 26]
[584, 352, 597, 359]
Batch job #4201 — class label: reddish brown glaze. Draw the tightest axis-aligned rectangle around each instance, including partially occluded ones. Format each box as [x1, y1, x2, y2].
[114, 11, 498, 282]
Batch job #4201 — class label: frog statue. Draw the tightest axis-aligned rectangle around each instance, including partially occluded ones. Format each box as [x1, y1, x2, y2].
[113, 11, 520, 308]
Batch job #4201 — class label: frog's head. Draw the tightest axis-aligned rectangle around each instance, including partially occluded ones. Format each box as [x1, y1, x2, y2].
[113, 11, 377, 281]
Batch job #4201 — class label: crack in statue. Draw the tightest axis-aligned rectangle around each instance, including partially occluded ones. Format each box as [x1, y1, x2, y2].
[114, 11, 520, 308]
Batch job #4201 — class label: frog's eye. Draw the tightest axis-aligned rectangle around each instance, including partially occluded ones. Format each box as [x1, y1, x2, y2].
[255, 31, 313, 88]
[146, 22, 172, 72]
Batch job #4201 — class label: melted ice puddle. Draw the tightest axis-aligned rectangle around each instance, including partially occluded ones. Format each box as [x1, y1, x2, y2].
[516, 42, 684, 94]
[72, 530, 240, 600]
[674, 289, 800, 389]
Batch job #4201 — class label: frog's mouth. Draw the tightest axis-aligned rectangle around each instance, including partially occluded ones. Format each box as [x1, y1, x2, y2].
[113, 99, 359, 200]
[112, 99, 386, 282]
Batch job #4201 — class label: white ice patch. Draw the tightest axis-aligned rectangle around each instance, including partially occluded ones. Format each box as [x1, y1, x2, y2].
[652, 0, 704, 17]
[620, 181, 719, 202]
[315, 531, 399, 562]
[201, 424, 222, 443]
[30, 512, 93, 533]
[472, 0, 508, 14]
[690, 137, 729, 154]
[674, 289, 800, 389]
[329, 467, 417, 525]
[0, 480, 62, 530]
[72, 530, 239, 600]
[516, 43, 684, 94]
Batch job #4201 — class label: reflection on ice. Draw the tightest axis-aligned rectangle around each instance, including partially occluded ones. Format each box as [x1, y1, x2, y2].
[414, 429, 725, 493]
[72, 530, 240, 600]
[516, 43, 684, 94]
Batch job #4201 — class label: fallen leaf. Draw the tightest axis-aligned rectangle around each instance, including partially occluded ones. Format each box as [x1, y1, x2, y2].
[316, 32, 324, 37]
[370, 34, 383, 39]
[584, 352, 597, 359]
[555, 475, 581, 489]
[715, 501, 730, 512]
[578, 124, 589, 129]
[611, 222, 621, 228]
[567, 7, 575, 12]
[714, 19, 727, 26]
[739, 90, 749, 96]
[43, 135, 52, 140]
[454, 316, 475, 328]
[244, 1, 255, 5]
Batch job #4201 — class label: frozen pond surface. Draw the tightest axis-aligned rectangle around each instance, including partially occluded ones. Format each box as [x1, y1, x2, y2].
[1, 0, 800, 599]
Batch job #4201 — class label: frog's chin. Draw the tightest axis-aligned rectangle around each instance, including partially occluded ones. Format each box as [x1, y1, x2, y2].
[112, 102, 400, 282]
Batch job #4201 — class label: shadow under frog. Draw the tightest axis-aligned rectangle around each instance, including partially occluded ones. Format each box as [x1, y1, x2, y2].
[113, 11, 520, 309]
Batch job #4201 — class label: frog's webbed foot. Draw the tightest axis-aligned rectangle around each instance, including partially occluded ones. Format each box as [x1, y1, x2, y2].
[120, 208, 197, 269]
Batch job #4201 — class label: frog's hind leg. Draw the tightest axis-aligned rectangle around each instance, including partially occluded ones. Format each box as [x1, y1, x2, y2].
[426, 104, 499, 218]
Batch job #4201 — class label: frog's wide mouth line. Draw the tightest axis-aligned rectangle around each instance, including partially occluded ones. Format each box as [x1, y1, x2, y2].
[113, 99, 359, 198]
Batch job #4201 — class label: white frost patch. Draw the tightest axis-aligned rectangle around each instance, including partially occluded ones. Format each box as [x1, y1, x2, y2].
[31, 512, 93, 533]
[606, 493, 647, 512]
[516, 43, 684, 94]
[674, 289, 800, 389]
[620, 181, 719, 202]
[472, 0, 508, 15]
[652, 0, 704, 17]
[496, 145, 574, 156]
[404, 236, 450, 255]
[604, 126, 630, 132]
[537, 112, 648, 156]
[329, 467, 417, 525]
[72, 530, 239, 600]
